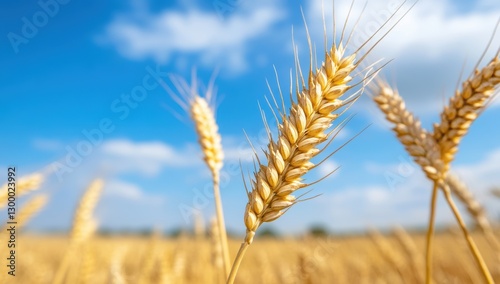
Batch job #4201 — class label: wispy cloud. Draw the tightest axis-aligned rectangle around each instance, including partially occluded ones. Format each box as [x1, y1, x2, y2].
[32, 138, 64, 152]
[100, 0, 285, 73]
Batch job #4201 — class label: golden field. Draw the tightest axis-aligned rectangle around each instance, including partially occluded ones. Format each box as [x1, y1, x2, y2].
[9, 231, 500, 284]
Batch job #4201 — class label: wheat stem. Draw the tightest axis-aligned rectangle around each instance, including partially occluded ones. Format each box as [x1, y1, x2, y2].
[213, 177, 231, 278]
[227, 242, 250, 284]
[425, 181, 439, 284]
[441, 183, 494, 284]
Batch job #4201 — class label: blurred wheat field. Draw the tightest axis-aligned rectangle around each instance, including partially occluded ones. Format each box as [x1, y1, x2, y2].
[12, 231, 500, 284]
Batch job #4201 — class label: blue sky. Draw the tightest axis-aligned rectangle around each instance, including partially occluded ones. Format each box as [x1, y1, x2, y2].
[1, 0, 499, 235]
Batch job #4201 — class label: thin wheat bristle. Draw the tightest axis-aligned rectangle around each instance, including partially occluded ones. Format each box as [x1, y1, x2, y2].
[433, 56, 500, 169]
[190, 95, 224, 180]
[0, 173, 44, 207]
[373, 84, 445, 181]
[243, 43, 360, 244]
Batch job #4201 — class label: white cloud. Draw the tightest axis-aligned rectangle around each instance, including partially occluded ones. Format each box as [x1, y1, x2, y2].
[101, 1, 285, 73]
[100, 139, 198, 176]
[306, 0, 500, 114]
[104, 179, 144, 200]
[454, 148, 500, 217]
[317, 160, 340, 177]
[32, 138, 63, 151]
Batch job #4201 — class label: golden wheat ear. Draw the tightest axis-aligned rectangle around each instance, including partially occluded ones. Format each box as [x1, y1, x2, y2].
[372, 83, 445, 181]
[433, 55, 500, 171]
[226, 2, 416, 283]
[166, 70, 231, 278]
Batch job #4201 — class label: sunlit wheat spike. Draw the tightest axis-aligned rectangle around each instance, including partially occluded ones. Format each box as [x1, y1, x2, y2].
[372, 83, 445, 181]
[190, 95, 224, 180]
[241, 38, 372, 245]
[433, 56, 500, 170]
[71, 179, 103, 243]
[0, 172, 44, 208]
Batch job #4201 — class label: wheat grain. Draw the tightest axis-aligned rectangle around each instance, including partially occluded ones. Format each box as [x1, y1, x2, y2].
[433, 56, 500, 170]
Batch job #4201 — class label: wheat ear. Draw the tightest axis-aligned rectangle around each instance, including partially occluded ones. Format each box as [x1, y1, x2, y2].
[53, 179, 103, 284]
[434, 56, 500, 171]
[0, 173, 44, 208]
[189, 93, 231, 278]
[226, 0, 418, 279]
[373, 83, 495, 283]
[227, 25, 375, 284]
[373, 85, 445, 181]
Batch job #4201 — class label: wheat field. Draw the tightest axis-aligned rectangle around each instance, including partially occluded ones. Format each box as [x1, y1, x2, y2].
[11, 231, 500, 284]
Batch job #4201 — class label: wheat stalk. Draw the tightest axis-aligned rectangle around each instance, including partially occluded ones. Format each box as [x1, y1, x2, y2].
[210, 217, 224, 284]
[434, 56, 500, 171]
[168, 73, 231, 279]
[53, 179, 103, 284]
